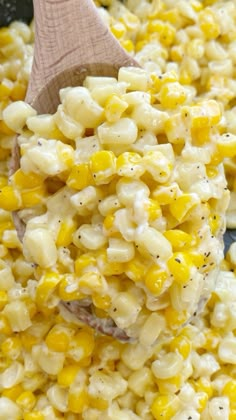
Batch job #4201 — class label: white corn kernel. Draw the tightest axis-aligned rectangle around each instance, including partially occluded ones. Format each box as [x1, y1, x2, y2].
[97, 118, 138, 145]
[76, 224, 107, 250]
[4, 301, 31, 331]
[109, 291, 141, 328]
[3, 101, 36, 133]
[23, 227, 57, 268]
[107, 238, 135, 263]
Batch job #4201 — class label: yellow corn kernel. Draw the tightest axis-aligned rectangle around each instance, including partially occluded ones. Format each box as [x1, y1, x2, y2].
[183, 100, 221, 129]
[125, 256, 147, 283]
[90, 151, 116, 185]
[103, 213, 117, 236]
[16, 391, 36, 411]
[0, 290, 8, 310]
[56, 219, 77, 247]
[10, 82, 27, 101]
[71, 330, 95, 359]
[167, 252, 193, 285]
[156, 375, 182, 395]
[110, 22, 126, 39]
[230, 409, 236, 420]
[146, 199, 162, 222]
[66, 163, 94, 190]
[145, 265, 168, 296]
[0, 146, 10, 161]
[222, 380, 236, 407]
[206, 165, 219, 178]
[191, 126, 211, 146]
[120, 11, 140, 31]
[152, 184, 178, 205]
[57, 142, 74, 168]
[135, 40, 148, 52]
[120, 39, 134, 53]
[68, 388, 89, 414]
[159, 9, 180, 25]
[116, 152, 143, 178]
[165, 306, 188, 330]
[169, 335, 192, 359]
[217, 133, 236, 158]
[0, 313, 12, 335]
[89, 396, 109, 410]
[21, 185, 47, 208]
[58, 276, 81, 301]
[197, 392, 208, 413]
[45, 326, 70, 352]
[79, 272, 104, 295]
[209, 213, 221, 235]
[151, 394, 179, 419]
[74, 254, 97, 275]
[36, 272, 61, 308]
[164, 230, 193, 251]
[0, 28, 14, 46]
[169, 194, 198, 222]
[97, 249, 124, 276]
[195, 377, 213, 398]
[57, 364, 80, 387]
[11, 169, 44, 189]
[0, 120, 14, 135]
[105, 94, 128, 123]
[20, 332, 38, 351]
[170, 45, 185, 62]
[2, 384, 23, 400]
[0, 80, 12, 99]
[199, 8, 220, 39]
[1, 335, 21, 359]
[92, 294, 111, 310]
[0, 185, 22, 211]
[159, 82, 186, 109]
[203, 328, 221, 351]
[0, 176, 7, 189]
[24, 412, 44, 420]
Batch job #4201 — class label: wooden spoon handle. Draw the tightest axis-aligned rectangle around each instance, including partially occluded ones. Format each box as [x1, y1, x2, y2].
[27, 0, 137, 104]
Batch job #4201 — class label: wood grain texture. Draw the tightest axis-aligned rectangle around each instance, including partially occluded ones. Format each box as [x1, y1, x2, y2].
[27, 0, 138, 113]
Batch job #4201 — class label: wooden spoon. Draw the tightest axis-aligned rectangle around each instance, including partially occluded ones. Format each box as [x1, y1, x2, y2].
[12, 0, 138, 342]
[12, 0, 138, 238]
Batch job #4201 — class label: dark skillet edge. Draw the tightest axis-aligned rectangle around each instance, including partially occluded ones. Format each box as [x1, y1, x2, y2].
[0, 0, 33, 27]
[223, 229, 236, 254]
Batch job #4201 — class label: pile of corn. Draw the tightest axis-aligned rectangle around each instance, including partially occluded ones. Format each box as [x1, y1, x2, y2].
[0, 1, 236, 419]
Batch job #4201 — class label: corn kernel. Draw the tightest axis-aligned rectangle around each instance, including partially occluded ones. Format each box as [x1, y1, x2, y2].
[0, 290, 8, 310]
[195, 377, 213, 398]
[197, 392, 208, 413]
[0, 120, 14, 135]
[145, 265, 168, 295]
[165, 306, 188, 330]
[105, 94, 128, 123]
[89, 396, 109, 410]
[125, 256, 147, 282]
[24, 412, 44, 420]
[151, 394, 179, 419]
[10, 82, 27, 101]
[156, 375, 182, 394]
[21, 185, 47, 208]
[167, 252, 193, 285]
[11, 169, 44, 189]
[89, 150, 116, 185]
[199, 8, 220, 39]
[169, 335, 192, 358]
[222, 380, 236, 408]
[2, 384, 23, 401]
[57, 365, 80, 387]
[0, 313, 12, 335]
[209, 213, 221, 235]
[92, 294, 111, 310]
[66, 163, 94, 190]
[70, 331, 95, 359]
[159, 82, 186, 109]
[164, 230, 193, 250]
[116, 152, 143, 178]
[0, 28, 14, 46]
[36, 272, 61, 308]
[56, 219, 77, 247]
[1, 336, 21, 359]
[169, 193, 198, 222]
[110, 22, 126, 39]
[74, 253, 97, 275]
[0, 185, 22, 211]
[217, 133, 236, 158]
[45, 326, 70, 352]
[68, 387, 89, 413]
[16, 391, 36, 411]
